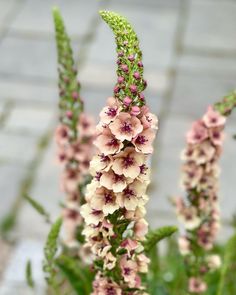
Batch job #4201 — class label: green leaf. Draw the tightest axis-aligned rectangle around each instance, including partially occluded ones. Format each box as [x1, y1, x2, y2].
[56, 255, 92, 295]
[143, 226, 178, 252]
[217, 233, 236, 295]
[24, 194, 51, 223]
[25, 260, 34, 288]
[43, 218, 62, 291]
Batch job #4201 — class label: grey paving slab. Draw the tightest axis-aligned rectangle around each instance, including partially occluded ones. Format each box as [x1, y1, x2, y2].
[184, 0, 236, 52]
[0, 163, 27, 222]
[9, 0, 101, 37]
[0, 79, 58, 105]
[0, 102, 4, 116]
[0, 0, 16, 27]
[169, 71, 236, 118]
[0, 132, 38, 164]
[178, 54, 236, 76]
[0, 35, 57, 80]
[4, 105, 55, 136]
[111, 0, 180, 8]
[86, 2, 178, 69]
[0, 239, 45, 295]
[15, 141, 63, 239]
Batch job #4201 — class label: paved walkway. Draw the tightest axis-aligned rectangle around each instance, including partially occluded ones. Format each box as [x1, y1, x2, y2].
[0, 0, 236, 293]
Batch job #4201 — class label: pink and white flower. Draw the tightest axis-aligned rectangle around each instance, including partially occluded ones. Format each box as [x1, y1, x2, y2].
[112, 147, 145, 179]
[109, 112, 143, 141]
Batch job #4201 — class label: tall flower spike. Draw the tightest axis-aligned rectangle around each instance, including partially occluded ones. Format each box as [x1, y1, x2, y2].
[81, 11, 158, 294]
[53, 7, 95, 251]
[176, 91, 236, 294]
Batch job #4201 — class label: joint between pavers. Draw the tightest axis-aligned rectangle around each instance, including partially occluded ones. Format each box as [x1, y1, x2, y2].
[0, 129, 53, 238]
[0, 0, 28, 46]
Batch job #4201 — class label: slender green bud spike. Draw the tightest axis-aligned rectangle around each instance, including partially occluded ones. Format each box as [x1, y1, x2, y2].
[100, 10, 146, 107]
[214, 90, 236, 116]
[53, 7, 83, 140]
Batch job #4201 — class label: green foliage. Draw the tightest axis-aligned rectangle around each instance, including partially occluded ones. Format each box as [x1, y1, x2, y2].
[217, 233, 236, 295]
[56, 255, 93, 295]
[0, 211, 16, 235]
[43, 218, 62, 293]
[24, 194, 51, 223]
[214, 91, 236, 116]
[25, 260, 35, 288]
[144, 226, 178, 252]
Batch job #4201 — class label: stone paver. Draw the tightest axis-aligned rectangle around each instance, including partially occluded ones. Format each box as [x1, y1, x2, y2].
[0, 0, 17, 27]
[0, 35, 57, 80]
[0, 163, 27, 222]
[0, 132, 38, 165]
[0, 239, 45, 295]
[178, 54, 236, 76]
[15, 141, 63, 239]
[169, 72, 236, 118]
[5, 105, 55, 136]
[184, 0, 236, 52]
[0, 79, 58, 105]
[9, 0, 103, 38]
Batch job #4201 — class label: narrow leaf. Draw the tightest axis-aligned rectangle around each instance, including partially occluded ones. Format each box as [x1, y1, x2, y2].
[24, 194, 51, 223]
[25, 260, 34, 288]
[143, 226, 178, 252]
[43, 218, 62, 290]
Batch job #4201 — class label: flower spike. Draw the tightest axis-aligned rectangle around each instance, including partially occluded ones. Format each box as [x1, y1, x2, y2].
[176, 90, 236, 294]
[82, 11, 158, 294]
[100, 10, 147, 107]
[53, 7, 95, 250]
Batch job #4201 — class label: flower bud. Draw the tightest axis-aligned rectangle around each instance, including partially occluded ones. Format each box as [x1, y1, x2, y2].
[139, 93, 145, 101]
[133, 72, 140, 80]
[72, 91, 79, 100]
[128, 55, 135, 62]
[118, 51, 124, 57]
[123, 96, 132, 106]
[129, 84, 137, 94]
[117, 76, 124, 84]
[114, 85, 120, 94]
[121, 64, 129, 73]
[66, 110, 73, 119]
[138, 61, 143, 68]
[131, 106, 140, 116]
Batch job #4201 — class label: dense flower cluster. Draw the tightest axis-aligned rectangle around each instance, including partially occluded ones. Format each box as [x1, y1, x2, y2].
[81, 95, 158, 294]
[56, 113, 95, 247]
[176, 106, 226, 293]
